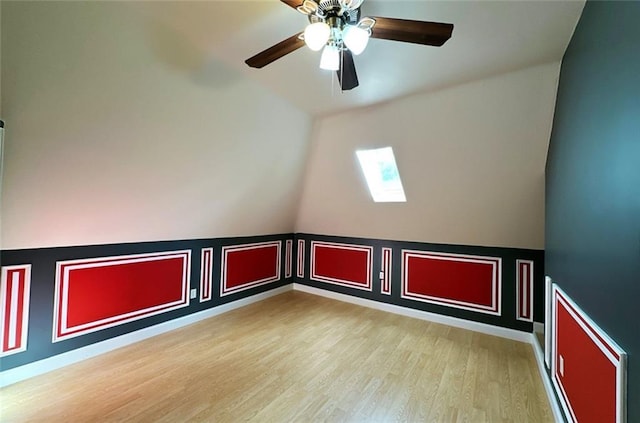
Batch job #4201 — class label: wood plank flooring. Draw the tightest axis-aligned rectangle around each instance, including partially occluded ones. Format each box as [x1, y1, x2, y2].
[0, 291, 553, 422]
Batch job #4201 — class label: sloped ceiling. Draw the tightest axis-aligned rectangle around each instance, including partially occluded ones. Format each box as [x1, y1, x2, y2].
[133, 0, 585, 116]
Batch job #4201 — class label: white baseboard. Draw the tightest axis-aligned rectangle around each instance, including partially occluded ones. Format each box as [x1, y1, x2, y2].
[531, 332, 564, 423]
[292, 283, 531, 343]
[534, 321, 544, 334]
[0, 284, 293, 387]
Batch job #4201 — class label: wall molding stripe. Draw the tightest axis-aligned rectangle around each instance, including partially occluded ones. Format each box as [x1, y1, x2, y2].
[310, 241, 373, 291]
[285, 240, 293, 279]
[0, 285, 293, 388]
[294, 283, 527, 343]
[53, 250, 191, 343]
[0, 265, 31, 357]
[516, 259, 534, 322]
[297, 240, 305, 279]
[220, 241, 281, 297]
[401, 249, 502, 316]
[199, 248, 213, 302]
[545, 276, 553, 368]
[381, 247, 392, 295]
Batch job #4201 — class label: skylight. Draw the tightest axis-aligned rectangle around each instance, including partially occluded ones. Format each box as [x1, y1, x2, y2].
[356, 147, 406, 203]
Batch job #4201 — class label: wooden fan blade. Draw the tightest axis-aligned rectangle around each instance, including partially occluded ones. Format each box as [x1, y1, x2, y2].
[337, 49, 359, 90]
[370, 17, 453, 46]
[280, 0, 303, 9]
[245, 33, 305, 68]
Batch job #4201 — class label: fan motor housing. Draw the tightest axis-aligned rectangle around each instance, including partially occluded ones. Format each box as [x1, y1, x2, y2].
[310, 0, 361, 25]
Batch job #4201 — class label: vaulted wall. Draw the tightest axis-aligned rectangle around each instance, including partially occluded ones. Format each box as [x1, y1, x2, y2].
[0, 1, 312, 250]
[297, 62, 560, 250]
[291, 63, 560, 338]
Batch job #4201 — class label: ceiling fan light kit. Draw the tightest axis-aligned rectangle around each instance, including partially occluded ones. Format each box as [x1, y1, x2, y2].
[304, 21, 331, 51]
[342, 25, 369, 55]
[246, 0, 454, 90]
[320, 44, 341, 70]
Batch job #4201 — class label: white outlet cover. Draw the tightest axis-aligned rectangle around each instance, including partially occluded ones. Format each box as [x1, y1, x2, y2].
[190, 289, 197, 299]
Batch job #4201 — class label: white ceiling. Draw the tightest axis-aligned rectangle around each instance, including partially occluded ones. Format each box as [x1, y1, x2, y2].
[133, 0, 585, 116]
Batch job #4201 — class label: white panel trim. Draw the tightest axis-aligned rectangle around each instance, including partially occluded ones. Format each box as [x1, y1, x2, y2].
[297, 240, 305, 278]
[199, 248, 213, 302]
[551, 284, 575, 423]
[381, 247, 392, 295]
[8, 272, 20, 348]
[516, 259, 534, 322]
[53, 250, 191, 343]
[545, 276, 553, 368]
[551, 284, 627, 423]
[0, 265, 32, 357]
[220, 241, 282, 297]
[0, 285, 293, 388]
[401, 249, 502, 315]
[310, 241, 373, 291]
[293, 284, 526, 342]
[285, 240, 293, 278]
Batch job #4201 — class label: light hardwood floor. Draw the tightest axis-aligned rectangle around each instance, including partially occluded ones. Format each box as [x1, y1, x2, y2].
[1, 291, 553, 422]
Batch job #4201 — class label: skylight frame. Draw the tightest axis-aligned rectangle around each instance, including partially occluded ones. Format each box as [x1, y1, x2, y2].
[355, 146, 406, 203]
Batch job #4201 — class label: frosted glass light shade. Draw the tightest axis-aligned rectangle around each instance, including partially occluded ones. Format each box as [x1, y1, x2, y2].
[304, 22, 331, 51]
[319, 45, 340, 71]
[343, 25, 369, 55]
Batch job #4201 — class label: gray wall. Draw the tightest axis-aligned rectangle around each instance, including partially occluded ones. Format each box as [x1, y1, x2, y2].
[545, 1, 640, 421]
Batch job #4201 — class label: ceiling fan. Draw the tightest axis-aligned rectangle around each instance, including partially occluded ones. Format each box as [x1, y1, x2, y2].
[245, 0, 454, 91]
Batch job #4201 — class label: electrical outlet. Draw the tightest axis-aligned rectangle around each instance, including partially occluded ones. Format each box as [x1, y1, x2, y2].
[379, 271, 385, 279]
[559, 355, 565, 376]
[190, 289, 197, 299]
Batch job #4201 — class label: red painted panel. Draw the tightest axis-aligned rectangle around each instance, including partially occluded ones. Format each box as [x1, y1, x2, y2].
[11, 271, 26, 352]
[63, 258, 185, 328]
[521, 265, 526, 315]
[1, 266, 30, 356]
[54, 252, 190, 341]
[312, 243, 371, 288]
[225, 244, 279, 290]
[556, 296, 618, 423]
[2, 271, 17, 352]
[404, 254, 495, 308]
